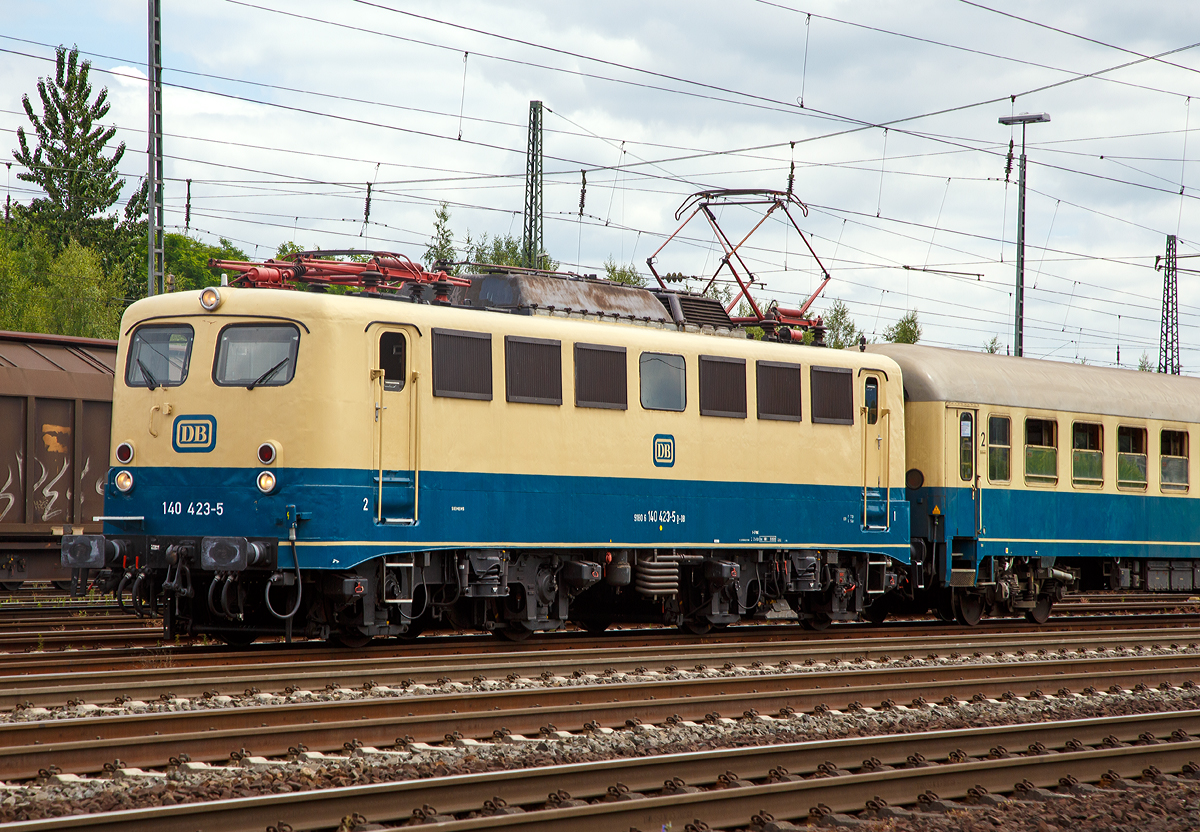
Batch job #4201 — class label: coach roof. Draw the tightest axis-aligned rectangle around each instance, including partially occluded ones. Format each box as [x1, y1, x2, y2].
[867, 343, 1200, 423]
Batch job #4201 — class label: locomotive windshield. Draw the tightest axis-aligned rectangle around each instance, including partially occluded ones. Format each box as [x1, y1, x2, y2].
[125, 324, 194, 388]
[213, 324, 300, 388]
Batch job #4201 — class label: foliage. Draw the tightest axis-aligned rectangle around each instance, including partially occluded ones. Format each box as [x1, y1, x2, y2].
[822, 298, 863, 349]
[423, 202, 458, 273]
[164, 234, 248, 294]
[883, 309, 921, 344]
[1138, 353, 1154, 372]
[983, 336, 1002, 354]
[276, 240, 304, 259]
[463, 231, 523, 268]
[13, 46, 126, 253]
[0, 233, 121, 338]
[603, 256, 645, 287]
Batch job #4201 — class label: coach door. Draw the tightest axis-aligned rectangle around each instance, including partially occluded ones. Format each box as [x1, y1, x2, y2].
[861, 374, 890, 530]
[371, 327, 418, 524]
[947, 407, 980, 536]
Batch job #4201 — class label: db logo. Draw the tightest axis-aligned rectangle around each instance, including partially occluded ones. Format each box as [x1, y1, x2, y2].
[652, 434, 675, 468]
[173, 415, 218, 453]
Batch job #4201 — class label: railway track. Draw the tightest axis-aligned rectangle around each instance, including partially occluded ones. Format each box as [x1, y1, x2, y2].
[3, 639, 1199, 780]
[0, 607, 1198, 654]
[2, 709, 1196, 831]
[2, 622, 1198, 708]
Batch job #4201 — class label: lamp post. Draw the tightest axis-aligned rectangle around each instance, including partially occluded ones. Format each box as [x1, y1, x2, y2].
[999, 112, 1050, 357]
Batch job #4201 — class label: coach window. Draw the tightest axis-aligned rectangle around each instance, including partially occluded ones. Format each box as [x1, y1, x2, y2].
[575, 343, 627, 409]
[1117, 425, 1148, 490]
[1071, 422, 1103, 488]
[126, 324, 194, 388]
[432, 328, 492, 400]
[505, 336, 562, 405]
[1161, 429, 1189, 492]
[988, 415, 1011, 483]
[640, 352, 686, 412]
[699, 355, 747, 418]
[213, 323, 300, 388]
[379, 332, 406, 391]
[1024, 417, 1058, 485]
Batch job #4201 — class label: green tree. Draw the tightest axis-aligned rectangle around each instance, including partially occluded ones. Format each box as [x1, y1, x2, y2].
[276, 240, 304, 259]
[1138, 353, 1154, 372]
[983, 336, 1002, 354]
[604, 256, 645, 287]
[822, 298, 863, 349]
[423, 202, 458, 273]
[164, 234, 248, 294]
[0, 234, 120, 339]
[13, 46, 126, 252]
[883, 309, 921, 344]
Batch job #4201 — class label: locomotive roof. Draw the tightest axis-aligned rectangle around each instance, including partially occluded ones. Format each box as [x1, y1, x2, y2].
[867, 342, 1200, 423]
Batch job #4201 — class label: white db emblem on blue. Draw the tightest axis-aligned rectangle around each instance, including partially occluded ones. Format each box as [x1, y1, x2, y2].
[653, 434, 675, 468]
[173, 415, 217, 453]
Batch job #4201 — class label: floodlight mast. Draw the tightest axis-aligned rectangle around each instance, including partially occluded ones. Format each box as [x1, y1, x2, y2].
[998, 112, 1050, 357]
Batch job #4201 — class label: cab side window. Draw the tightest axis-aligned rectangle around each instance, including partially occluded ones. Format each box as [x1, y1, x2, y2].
[865, 378, 879, 425]
[379, 332, 405, 391]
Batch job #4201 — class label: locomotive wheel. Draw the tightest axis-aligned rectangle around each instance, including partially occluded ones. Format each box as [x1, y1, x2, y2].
[1025, 595, 1053, 625]
[52, 581, 73, 592]
[681, 619, 713, 635]
[953, 590, 985, 627]
[494, 623, 534, 641]
[216, 630, 258, 647]
[862, 597, 890, 624]
[0, 582, 23, 592]
[799, 611, 832, 631]
[329, 630, 372, 649]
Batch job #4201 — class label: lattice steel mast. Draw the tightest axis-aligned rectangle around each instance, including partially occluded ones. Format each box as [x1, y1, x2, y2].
[147, 0, 164, 296]
[1159, 233, 1180, 374]
[522, 100, 543, 270]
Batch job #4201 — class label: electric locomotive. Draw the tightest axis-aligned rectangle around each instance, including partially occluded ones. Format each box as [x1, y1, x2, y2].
[62, 254, 911, 644]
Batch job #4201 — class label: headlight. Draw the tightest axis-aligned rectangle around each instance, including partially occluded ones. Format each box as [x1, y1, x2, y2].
[115, 470, 134, 493]
[256, 470, 277, 494]
[115, 442, 134, 464]
[199, 287, 223, 311]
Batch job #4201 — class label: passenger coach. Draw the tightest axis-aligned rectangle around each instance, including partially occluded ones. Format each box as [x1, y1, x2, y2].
[64, 267, 910, 644]
[870, 343, 1200, 626]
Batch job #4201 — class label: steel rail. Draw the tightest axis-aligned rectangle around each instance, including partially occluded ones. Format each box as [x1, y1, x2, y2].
[2, 653, 1197, 780]
[0, 611, 1197, 657]
[3, 625, 1199, 710]
[0, 712, 1196, 832]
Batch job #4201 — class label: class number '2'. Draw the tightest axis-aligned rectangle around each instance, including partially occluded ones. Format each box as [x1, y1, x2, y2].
[363, 497, 369, 511]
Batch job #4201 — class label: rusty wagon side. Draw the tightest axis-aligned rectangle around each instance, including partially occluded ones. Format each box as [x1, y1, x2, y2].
[0, 330, 116, 587]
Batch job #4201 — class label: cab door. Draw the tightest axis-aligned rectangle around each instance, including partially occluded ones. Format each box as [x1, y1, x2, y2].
[861, 374, 889, 529]
[371, 327, 417, 524]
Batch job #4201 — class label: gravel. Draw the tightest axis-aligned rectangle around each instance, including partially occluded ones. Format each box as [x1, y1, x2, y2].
[1, 681, 1198, 824]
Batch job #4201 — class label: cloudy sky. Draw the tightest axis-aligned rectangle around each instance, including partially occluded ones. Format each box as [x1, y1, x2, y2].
[3, 1, 1200, 369]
